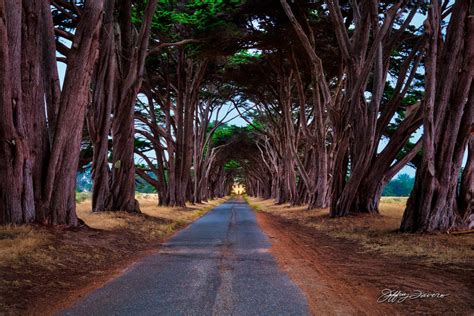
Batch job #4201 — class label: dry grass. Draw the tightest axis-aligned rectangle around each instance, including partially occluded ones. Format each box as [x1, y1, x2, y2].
[0, 226, 52, 264]
[247, 196, 474, 266]
[0, 194, 227, 315]
[76, 194, 226, 242]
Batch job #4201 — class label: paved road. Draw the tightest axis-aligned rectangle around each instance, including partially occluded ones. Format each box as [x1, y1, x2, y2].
[60, 199, 310, 316]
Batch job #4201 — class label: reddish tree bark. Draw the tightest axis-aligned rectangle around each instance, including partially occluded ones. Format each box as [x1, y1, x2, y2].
[22, 0, 52, 222]
[43, 0, 104, 225]
[1, 0, 90, 225]
[87, 0, 116, 212]
[400, 1, 473, 232]
[107, 0, 157, 212]
[324, 0, 424, 217]
[0, 0, 35, 224]
[280, 0, 333, 208]
[135, 85, 172, 205]
[133, 45, 208, 207]
[191, 84, 235, 203]
[171, 55, 208, 206]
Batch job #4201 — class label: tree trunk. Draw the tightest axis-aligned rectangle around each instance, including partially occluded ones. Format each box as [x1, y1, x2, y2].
[351, 180, 385, 214]
[21, 0, 51, 219]
[400, 1, 472, 232]
[280, 0, 332, 208]
[43, 0, 104, 225]
[0, 0, 35, 224]
[107, 0, 157, 212]
[88, 0, 116, 212]
[109, 91, 140, 212]
[326, 1, 421, 217]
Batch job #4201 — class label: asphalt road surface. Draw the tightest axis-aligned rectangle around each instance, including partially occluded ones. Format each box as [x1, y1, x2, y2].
[60, 199, 310, 316]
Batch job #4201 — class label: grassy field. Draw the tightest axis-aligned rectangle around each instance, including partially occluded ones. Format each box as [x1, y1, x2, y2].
[0, 194, 227, 315]
[246, 196, 474, 265]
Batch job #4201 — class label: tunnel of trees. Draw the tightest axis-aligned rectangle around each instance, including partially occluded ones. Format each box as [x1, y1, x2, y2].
[0, 0, 472, 233]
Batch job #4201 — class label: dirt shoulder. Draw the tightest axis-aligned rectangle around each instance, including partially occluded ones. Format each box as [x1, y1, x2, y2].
[251, 198, 473, 315]
[0, 195, 227, 316]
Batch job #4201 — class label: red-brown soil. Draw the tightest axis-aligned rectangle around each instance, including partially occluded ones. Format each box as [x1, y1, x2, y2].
[256, 211, 474, 315]
[0, 196, 226, 316]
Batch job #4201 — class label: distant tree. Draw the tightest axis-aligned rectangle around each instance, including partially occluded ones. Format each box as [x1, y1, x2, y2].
[382, 173, 415, 197]
[76, 169, 93, 193]
[136, 173, 157, 194]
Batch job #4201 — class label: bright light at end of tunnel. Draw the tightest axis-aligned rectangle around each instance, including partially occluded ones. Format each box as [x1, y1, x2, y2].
[232, 184, 245, 195]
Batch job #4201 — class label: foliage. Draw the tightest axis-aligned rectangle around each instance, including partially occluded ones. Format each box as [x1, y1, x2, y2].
[136, 176, 158, 193]
[211, 123, 236, 144]
[146, 0, 245, 53]
[76, 168, 157, 193]
[382, 173, 415, 197]
[224, 159, 240, 171]
[227, 49, 262, 66]
[75, 192, 91, 203]
[76, 169, 92, 192]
